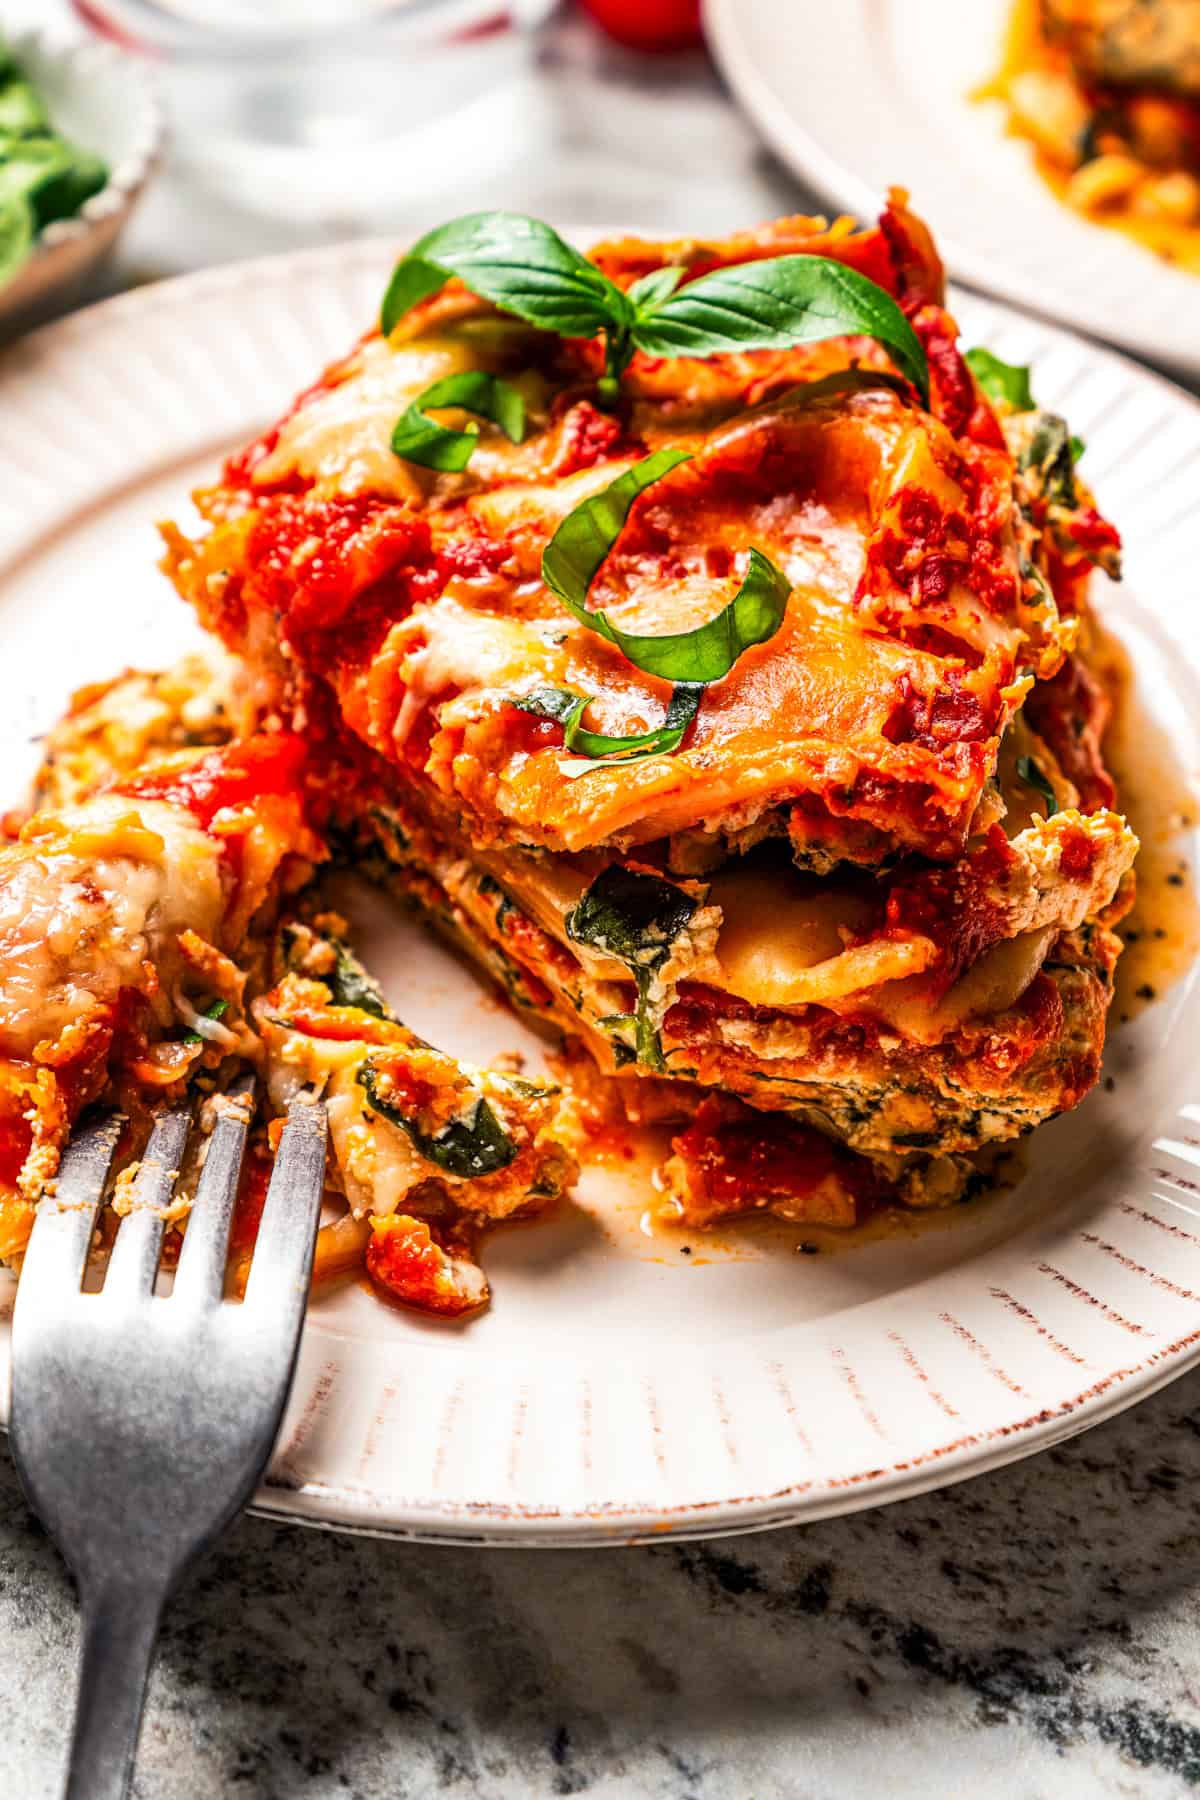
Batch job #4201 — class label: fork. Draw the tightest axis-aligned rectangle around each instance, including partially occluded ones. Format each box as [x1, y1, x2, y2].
[8, 1074, 328, 1800]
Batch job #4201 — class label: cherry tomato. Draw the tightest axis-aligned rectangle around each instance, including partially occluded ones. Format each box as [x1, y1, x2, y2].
[580, 0, 703, 53]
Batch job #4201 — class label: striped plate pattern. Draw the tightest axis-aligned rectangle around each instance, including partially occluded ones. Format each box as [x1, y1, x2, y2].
[0, 241, 1198, 1544]
[704, 0, 1200, 381]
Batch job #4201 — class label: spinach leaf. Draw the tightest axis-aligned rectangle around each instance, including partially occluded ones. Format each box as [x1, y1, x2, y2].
[541, 450, 791, 684]
[328, 943, 391, 1019]
[1020, 415, 1078, 507]
[357, 1064, 517, 1178]
[964, 347, 1034, 412]
[566, 865, 698, 1070]
[390, 369, 526, 472]
[1016, 754, 1059, 817]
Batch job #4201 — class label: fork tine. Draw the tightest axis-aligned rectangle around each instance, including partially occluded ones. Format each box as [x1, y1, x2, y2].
[171, 1073, 257, 1309]
[14, 1111, 125, 1313]
[241, 1095, 327, 1317]
[102, 1102, 194, 1301]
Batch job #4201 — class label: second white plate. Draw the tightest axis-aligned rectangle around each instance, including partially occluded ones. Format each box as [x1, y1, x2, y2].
[704, 0, 1200, 380]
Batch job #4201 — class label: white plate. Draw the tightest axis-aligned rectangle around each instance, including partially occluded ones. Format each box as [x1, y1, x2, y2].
[0, 242, 1199, 1545]
[704, 0, 1200, 381]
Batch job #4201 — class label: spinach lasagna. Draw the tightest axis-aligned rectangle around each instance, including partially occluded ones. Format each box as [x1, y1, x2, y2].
[152, 194, 1135, 1231]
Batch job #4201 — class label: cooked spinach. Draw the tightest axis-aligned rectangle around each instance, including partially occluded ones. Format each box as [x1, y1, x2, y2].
[1019, 414, 1078, 508]
[566, 865, 698, 1070]
[1016, 754, 1059, 817]
[357, 1064, 517, 1178]
[328, 943, 390, 1018]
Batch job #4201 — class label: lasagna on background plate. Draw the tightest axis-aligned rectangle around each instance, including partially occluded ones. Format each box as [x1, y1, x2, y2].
[0, 192, 1139, 1315]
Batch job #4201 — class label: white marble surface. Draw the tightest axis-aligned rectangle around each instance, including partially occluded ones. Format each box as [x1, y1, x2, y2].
[5, 3, 1200, 1796]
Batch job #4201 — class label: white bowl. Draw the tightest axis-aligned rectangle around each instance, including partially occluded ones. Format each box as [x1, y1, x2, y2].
[0, 33, 162, 337]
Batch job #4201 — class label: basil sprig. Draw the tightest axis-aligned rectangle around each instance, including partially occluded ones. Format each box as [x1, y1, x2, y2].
[381, 211, 931, 404]
[541, 448, 791, 684]
[391, 370, 526, 471]
[515, 681, 702, 768]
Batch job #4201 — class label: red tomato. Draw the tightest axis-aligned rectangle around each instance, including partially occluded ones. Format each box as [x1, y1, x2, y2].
[580, 0, 702, 52]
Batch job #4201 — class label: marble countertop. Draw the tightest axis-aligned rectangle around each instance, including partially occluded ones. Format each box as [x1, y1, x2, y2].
[5, 5, 1200, 1796]
[8, 1377, 1200, 1799]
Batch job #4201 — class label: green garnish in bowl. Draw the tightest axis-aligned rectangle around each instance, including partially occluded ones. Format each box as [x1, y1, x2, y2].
[0, 42, 109, 290]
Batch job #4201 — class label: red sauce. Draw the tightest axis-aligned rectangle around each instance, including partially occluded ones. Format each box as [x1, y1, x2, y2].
[0, 1113, 32, 1189]
[120, 735, 306, 829]
[672, 1098, 880, 1209]
[552, 399, 635, 476]
[227, 1143, 273, 1260]
[366, 1215, 481, 1317]
[368, 1057, 434, 1120]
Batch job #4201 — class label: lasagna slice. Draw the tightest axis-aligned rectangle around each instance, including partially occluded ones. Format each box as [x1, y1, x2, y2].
[158, 198, 1136, 1234]
[255, 917, 576, 1315]
[989, 0, 1200, 269]
[163, 194, 1074, 873]
[0, 735, 319, 1262]
[0, 669, 580, 1316]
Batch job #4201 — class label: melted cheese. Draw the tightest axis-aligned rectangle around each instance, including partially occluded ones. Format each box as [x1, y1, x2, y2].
[0, 795, 225, 1057]
[387, 594, 565, 748]
[869, 926, 1059, 1043]
[254, 322, 555, 501]
[708, 866, 936, 1005]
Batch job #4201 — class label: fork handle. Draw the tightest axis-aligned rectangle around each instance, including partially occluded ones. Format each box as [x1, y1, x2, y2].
[64, 1576, 166, 1800]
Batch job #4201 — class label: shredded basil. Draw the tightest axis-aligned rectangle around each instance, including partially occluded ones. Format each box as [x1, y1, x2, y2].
[541, 449, 790, 685]
[381, 211, 931, 404]
[390, 370, 526, 472]
[514, 681, 703, 769]
[181, 998, 229, 1046]
[1017, 754, 1059, 817]
[356, 1064, 517, 1178]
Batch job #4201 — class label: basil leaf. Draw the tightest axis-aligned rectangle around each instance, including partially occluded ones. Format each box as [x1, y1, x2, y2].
[328, 943, 391, 1019]
[381, 211, 629, 342]
[0, 189, 32, 285]
[391, 370, 526, 472]
[515, 681, 702, 767]
[542, 450, 791, 684]
[964, 347, 1034, 413]
[1070, 434, 1086, 464]
[1017, 754, 1059, 817]
[357, 1064, 516, 1178]
[566, 866, 698, 1070]
[627, 265, 685, 313]
[630, 255, 930, 405]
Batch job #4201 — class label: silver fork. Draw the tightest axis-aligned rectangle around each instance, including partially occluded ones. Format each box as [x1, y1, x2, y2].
[8, 1074, 328, 1800]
